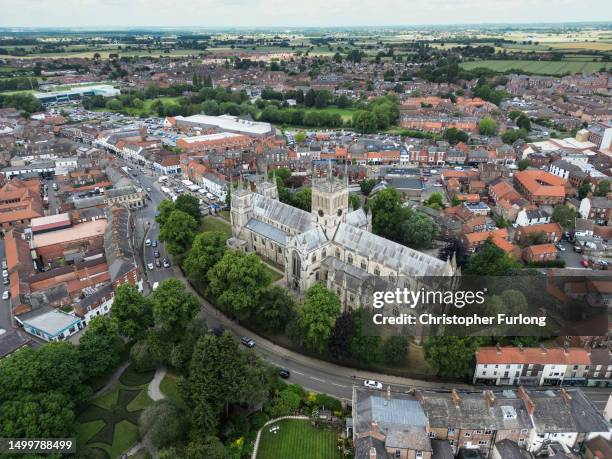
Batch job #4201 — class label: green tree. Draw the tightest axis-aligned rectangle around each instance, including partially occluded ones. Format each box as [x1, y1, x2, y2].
[425, 192, 444, 210]
[111, 283, 153, 340]
[349, 193, 361, 210]
[156, 199, 176, 226]
[516, 114, 531, 131]
[267, 386, 302, 418]
[151, 279, 200, 340]
[293, 131, 307, 143]
[79, 316, 123, 379]
[352, 110, 379, 133]
[399, 212, 438, 249]
[207, 251, 271, 318]
[368, 187, 410, 242]
[382, 336, 408, 365]
[159, 209, 198, 259]
[298, 284, 341, 353]
[478, 117, 497, 135]
[360, 178, 377, 196]
[256, 286, 296, 333]
[183, 231, 227, 287]
[577, 183, 592, 199]
[552, 205, 579, 230]
[451, 194, 461, 207]
[517, 159, 529, 171]
[595, 180, 610, 197]
[140, 399, 188, 449]
[465, 240, 519, 275]
[424, 337, 489, 379]
[175, 194, 202, 222]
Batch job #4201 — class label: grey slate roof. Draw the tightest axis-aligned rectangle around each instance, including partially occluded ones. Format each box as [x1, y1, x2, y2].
[346, 208, 367, 228]
[333, 223, 449, 276]
[252, 193, 313, 234]
[354, 388, 428, 434]
[246, 218, 288, 246]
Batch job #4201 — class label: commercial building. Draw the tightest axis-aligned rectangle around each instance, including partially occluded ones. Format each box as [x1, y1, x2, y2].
[176, 132, 252, 153]
[34, 84, 120, 105]
[166, 114, 274, 138]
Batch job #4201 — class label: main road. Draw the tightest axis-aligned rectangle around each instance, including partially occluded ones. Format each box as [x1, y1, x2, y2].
[127, 160, 611, 412]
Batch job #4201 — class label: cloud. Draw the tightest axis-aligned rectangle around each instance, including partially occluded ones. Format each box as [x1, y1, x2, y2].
[1, 0, 611, 27]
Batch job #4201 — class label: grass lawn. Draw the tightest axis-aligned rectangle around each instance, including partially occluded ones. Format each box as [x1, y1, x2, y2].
[257, 419, 341, 459]
[460, 59, 611, 76]
[87, 420, 140, 459]
[160, 370, 186, 409]
[199, 216, 232, 240]
[262, 262, 284, 282]
[304, 107, 356, 122]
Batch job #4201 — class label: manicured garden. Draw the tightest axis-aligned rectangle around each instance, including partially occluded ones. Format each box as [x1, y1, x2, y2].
[257, 419, 342, 459]
[76, 365, 155, 459]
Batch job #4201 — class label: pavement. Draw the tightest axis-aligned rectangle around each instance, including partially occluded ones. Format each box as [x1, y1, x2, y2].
[147, 366, 167, 402]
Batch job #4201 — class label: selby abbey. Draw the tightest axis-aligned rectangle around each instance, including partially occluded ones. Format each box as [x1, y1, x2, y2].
[228, 164, 457, 310]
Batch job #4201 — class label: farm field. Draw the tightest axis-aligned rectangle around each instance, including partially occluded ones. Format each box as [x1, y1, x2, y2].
[256, 419, 341, 459]
[460, 59, 610, 75]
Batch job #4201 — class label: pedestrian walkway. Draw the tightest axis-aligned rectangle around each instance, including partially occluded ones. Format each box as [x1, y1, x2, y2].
[147, 366, 167, 401]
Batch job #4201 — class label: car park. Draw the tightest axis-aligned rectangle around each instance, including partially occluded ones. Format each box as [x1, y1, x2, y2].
[363, 380, 383, 390]
[240, 337, 256, 348]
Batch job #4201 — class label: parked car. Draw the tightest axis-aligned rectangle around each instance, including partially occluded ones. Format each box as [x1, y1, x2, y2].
[556, 243, 566, 252]
[147, 262, 154, 270]
[2, 291, 10, 300]
[2, 277, 9, 286]
[2, 270, 8, 278]
[155, 259, 162, 268]
[151, 240, 158, 248]
[145, 239, 152, 247]
[279, 368, 291, 379]
[363, 380, 383, 390]
[153, 282, 159, 290]
[581, 259, 589, 268]
[240, 337, 256, 348]
[1, 260, 6, 269]
[574, 245, 583, 253]
[163, 258, 171, 268]
[153, 250, 160, 258]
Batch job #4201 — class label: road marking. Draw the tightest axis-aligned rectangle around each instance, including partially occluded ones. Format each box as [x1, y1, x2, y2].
[293, 371, 304, 376]
[310, 376, 325, 382]
[331, 382, 347, 388]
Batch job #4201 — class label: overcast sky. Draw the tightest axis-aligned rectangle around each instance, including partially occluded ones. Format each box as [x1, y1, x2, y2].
[2, 0, 611, 28]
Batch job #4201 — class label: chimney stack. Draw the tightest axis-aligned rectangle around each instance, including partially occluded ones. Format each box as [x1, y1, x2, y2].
[517, 386, 535, 416]
[484, 390, 496, 409]
[560, 388, 572, 404]
[451, 389, 461, 407]
[369, 447, 378, 459]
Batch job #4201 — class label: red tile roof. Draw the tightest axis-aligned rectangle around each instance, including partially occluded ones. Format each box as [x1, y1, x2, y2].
[476, 346, 591, 365]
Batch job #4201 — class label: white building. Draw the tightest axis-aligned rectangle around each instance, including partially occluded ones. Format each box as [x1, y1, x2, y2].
[515, 208, 551, 227]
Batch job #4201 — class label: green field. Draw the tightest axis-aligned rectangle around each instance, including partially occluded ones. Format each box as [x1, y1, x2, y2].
[461, 59, 610, 76]
[257, 419, 341, 459]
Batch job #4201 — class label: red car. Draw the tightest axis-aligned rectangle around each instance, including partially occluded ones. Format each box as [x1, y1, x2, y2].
[581, 259, 589, 268]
